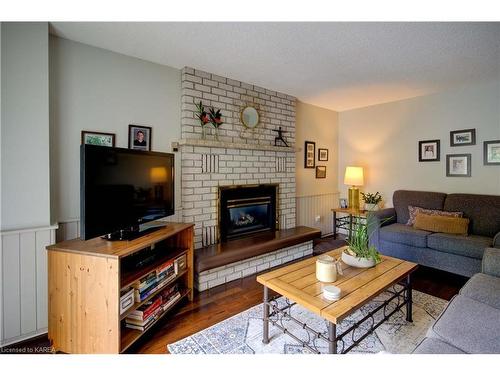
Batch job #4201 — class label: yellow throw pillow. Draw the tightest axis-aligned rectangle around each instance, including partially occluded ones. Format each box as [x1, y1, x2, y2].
[414, 213, 469, 235]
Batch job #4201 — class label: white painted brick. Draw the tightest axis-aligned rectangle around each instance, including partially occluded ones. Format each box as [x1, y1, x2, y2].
[242, 266, 257, 277]
[225, 271, 243, 282]
[208, 277, 227, 289]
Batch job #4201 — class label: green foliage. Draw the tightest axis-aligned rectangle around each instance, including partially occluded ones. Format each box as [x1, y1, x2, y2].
[346, 217, 381, 263]
[361, 191, 382, 204]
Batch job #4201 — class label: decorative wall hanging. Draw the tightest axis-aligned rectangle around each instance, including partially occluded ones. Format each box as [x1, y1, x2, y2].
[450, 129, 476, 146]
[304, 141, 316, 168]
[484, 140, 500, 165]
[316, 165, 326, 178]
[273, 127, 289, 147]
[241, 106, 260, 129]
[446, 154, 471, 177]
[239, 102, 263, 141]
[418, 139, 440, 162]
[81, 131, 115, 147]
[128, 124, 152, 151]
[318, 148, 329, 161]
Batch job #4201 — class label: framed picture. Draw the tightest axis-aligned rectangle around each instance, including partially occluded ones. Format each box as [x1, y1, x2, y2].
[318, 148, 329, 161]
[484, 140, 500, 165]
[339, 198, 348, 209]
[450, 129, 476, 146]
[128, 124, 152, 151]
[446, 154, 471, 177]
[315, 166, 326, 179]
[418, 139, 440, 162]
[81, 131, 115, 147]
[304, 141, 316, 168]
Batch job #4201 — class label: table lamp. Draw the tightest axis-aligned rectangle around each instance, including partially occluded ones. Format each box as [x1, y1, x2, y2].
[344, 166, 364, 210]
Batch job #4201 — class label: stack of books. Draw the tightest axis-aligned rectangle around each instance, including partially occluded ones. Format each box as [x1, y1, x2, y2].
[133, 258, 177, 303]
[125, 284, 181, 331]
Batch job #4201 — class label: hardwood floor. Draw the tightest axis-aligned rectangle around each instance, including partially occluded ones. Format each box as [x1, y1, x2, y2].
[3, 259, 467, 354]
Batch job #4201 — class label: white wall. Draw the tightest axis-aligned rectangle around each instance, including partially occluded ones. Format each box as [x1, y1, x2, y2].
[338, 80, 500, 207]
[49, 36, 182, 224]
[295, 101, 339, 235]
[1, 23, 50, 230]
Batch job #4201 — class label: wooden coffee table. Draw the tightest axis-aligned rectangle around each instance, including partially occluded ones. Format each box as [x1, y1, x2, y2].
[256, 246, 418, 354]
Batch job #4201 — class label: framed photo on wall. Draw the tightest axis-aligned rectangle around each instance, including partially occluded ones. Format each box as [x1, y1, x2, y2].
[128, 124, 152, 151]
[418, 139, 440, 162]
[450, 129, 476, 146]
[318, 148, 329, 161]
[446, 154, 471, 177]
[81, 131, 115, 147]
[304, 141, 316, 168]
[484, 140, 500, 165]
[315, 166, 326, 178]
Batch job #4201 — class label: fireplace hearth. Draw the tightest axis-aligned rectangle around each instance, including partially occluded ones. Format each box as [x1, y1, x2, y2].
[219, 184, 278, 242]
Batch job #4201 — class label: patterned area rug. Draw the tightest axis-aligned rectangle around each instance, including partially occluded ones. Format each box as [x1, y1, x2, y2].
[168, 287, 446, 354]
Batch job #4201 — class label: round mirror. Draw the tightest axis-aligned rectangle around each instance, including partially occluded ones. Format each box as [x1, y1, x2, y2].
[241, 106, 260, 129]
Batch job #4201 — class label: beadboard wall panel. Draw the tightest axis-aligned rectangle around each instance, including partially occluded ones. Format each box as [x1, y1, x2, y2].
[0, 226, 56, 347]
[296, 193, 339, 237]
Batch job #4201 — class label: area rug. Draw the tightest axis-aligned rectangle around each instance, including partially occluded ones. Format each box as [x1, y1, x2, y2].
[168, 287, 446, 354]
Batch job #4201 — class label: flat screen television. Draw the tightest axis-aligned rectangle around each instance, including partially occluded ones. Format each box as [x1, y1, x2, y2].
[81, 144, 174, 240]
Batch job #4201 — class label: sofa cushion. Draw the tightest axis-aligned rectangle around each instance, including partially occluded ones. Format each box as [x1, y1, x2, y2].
[459, 273, 500, 309]
[407, 205, 463, 226]
[444, 193, 500, 237]
[393, 190, 447, 224]
[412, 338, 465, 354]
[414, 214, 469, 235]
[427, 233, 492, 259]
[379, 223, 430, 248]
[428, 295, 500, 354]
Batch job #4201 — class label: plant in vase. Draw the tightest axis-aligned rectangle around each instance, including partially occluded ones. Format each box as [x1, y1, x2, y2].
[208, 107, 223, 141]
[360, 191, 382, 211]
[195, 101, 211, 139]
[342, 217, 381, 268]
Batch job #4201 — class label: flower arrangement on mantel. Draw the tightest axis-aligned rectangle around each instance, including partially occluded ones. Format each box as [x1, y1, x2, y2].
[196, 101, 224, 140]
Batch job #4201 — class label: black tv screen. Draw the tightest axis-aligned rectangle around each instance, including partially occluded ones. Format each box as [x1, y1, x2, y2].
[81, 144, 174, 240]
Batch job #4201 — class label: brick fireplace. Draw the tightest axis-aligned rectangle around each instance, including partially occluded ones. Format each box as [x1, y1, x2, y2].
[219, 184, 278, 241]
[177, 67, 315, 291]
[179, 67, 297, 249]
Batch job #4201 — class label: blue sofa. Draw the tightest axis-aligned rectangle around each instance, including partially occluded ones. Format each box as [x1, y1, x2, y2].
[369, 190, 500, 277]
[413, 248, 500, 353]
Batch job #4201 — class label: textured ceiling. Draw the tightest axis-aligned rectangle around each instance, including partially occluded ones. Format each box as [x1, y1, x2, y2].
[50, 22, 500, 111]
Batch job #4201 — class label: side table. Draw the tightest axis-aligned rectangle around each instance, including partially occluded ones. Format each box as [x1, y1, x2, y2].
[331, 208, 367, 240]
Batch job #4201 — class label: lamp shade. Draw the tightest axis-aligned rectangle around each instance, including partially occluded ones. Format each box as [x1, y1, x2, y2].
[344, 166, 364, 186]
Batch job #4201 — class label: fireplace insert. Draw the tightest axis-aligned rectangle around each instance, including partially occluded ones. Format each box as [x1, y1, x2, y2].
[219, 184, 278, 241]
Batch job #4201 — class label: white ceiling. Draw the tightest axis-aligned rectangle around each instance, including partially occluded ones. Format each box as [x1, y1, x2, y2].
[50, 22, 500, 111]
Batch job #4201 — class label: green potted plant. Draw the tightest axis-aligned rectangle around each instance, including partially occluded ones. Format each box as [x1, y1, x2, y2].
[342, 218, 381, 268]
[360, 191, 382, 211]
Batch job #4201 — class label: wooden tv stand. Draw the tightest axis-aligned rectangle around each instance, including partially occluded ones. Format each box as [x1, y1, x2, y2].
[46, 222, 194, 353]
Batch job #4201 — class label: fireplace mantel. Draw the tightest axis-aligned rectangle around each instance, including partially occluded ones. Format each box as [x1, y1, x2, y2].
[178, 138, 297, 153]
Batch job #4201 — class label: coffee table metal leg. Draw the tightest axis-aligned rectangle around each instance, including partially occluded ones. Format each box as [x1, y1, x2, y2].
[328, 322, 337, 354]
[263, 286, 270, 344]
[405, 274, 413, 322]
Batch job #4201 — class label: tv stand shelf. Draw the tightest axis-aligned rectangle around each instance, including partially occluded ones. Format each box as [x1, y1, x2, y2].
[46, 222, 194, 354]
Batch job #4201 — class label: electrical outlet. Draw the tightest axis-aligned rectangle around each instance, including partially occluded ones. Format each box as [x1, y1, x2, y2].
[315, 215, 321, 223]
